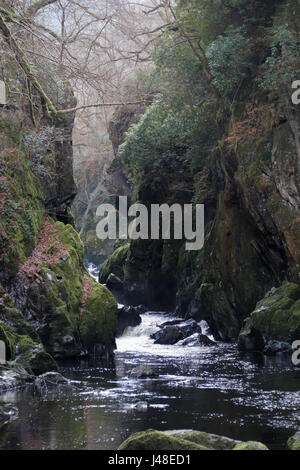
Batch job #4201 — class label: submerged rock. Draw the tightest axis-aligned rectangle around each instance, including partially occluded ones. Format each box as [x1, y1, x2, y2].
[129, 365, 158, 379]
[118, 429, 269, 451]
[34, 372, 71, 391]
[287, 431, 300, 450]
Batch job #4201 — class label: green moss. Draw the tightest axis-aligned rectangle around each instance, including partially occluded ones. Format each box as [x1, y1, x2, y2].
[0, 143, 45, 277]
[18, 350, 58, 376]
[250, 282, 300, 341]
[16, 335, 37, 355]
[0, 303, 58, 374]
[287, 433, 300, 450]
[118, 430, 210, 451]
[233, 441, 269, 450]
[99, 243, 129, 283]
[1, 307, 40, 342]
[80, 282, 117, 351]
[162, 431, 240, 450]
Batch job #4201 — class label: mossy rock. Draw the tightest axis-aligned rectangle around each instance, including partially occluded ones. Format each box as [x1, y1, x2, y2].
[118, 430, 210, 450]
[0, 304, 58, 375]
[233, 441, 269, 450]
[287, 431, 300, 450]
[99, 243, 129, 284]
[249, 282, 300, 343]
[80, 282, 117, 354]
[15, 349, 58, 376]
[162, 430, 241, 450]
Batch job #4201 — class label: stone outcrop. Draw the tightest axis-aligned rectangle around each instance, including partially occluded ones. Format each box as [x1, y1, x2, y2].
[0, 35, 117, 377]
[287, 431, 300, 450]
[238, 282, 300, 352]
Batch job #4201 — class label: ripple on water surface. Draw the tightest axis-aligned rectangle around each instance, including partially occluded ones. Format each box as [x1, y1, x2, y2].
[0, 312, 299, 450]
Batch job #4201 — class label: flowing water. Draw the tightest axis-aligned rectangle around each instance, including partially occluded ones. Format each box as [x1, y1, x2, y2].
[0, 312, 299, 450]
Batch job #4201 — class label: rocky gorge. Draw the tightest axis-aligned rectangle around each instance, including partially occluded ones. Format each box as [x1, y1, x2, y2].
[0, 0, 300, 453]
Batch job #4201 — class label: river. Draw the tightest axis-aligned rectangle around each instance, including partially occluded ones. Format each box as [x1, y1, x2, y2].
[0, 311, 299, 450]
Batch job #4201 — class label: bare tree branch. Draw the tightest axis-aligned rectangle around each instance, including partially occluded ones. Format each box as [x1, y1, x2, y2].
[26, 0, 58, 17]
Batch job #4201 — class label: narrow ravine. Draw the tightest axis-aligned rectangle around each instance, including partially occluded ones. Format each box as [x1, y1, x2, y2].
[0, 311, 299, 450]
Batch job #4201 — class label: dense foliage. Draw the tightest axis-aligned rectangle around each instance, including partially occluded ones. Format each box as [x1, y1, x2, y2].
[119, 0, 299, 188]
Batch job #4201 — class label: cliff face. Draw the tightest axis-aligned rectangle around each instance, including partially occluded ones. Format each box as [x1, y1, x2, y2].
[180, 107, 300, 339]
[101, 99, 300, 339]
[0, 42, 117, 373]
[99, 1, 300, 341]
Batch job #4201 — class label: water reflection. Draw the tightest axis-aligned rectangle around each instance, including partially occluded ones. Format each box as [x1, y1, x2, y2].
[0, 313, 299, 450]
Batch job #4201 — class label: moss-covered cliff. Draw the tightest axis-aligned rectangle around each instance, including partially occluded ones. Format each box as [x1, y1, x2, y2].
[0, 28, 117, 373]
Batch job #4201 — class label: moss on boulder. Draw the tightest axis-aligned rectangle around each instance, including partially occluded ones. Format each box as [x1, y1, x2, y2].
[99, 243, 129, 284]
[287, 431, 300, 450]
[80, 282, 117, 356]
[118, 430, 210, 451]
[13, 220, 117, 360]
[238, 282, 300, 349]
[233, 441, 268, 450]
[0, 303, 57, 375]
[162, 430, 241, 450]
[118, 429, 269, 451]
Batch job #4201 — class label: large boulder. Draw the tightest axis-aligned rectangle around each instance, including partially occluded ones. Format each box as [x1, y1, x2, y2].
[34, 371, 71, 391]
[13, 222, 117, 361]
[118, 430, 210, 450]
[79, 282, 117, 358]
[287, 431, 300, 450]
[152, 326, 184, 345]
[161, 430, 241, 450]
[238, 282, 300, 352]
[118, 429, 269, 451]
[152, 319, 201, 345]
[233, 441, 268, 450]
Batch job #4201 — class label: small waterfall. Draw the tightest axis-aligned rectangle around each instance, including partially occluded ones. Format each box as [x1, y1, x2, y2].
[115, 312, 215, 358]
[86, 262, 100, 281]
[121, 313, 168, 338]
[116, 312, 179, 355]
